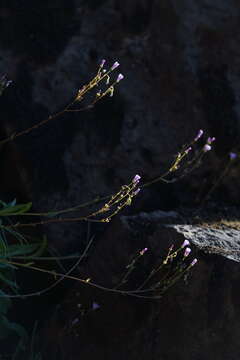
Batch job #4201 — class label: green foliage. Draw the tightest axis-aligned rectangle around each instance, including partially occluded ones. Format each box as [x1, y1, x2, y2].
[0, 199, 47, 358]
[0, 199, 32, 217]
[0, 291, 27, 356]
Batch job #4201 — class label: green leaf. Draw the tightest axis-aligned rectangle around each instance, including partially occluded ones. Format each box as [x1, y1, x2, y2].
[0, 200, 7, 207]
[0, 290, 11, 315]
[0, 243, 41, 258]
[30, 236, 48, 258]
[0, 315, 28, 341]
[0, 271, 18, 289]
[0, 262, 17, 270]
[4, 227, 29, 245]
[0, 202, 32, 216]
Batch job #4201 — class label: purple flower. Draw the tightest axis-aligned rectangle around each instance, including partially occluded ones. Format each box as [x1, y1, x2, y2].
[92, 302, 100, 310]
[133, 188, 141, 196]
[140, 247, 148, 255]
[185, 147, 192, 154]
[207, 137, 216, 144]
[203, 144, 212, 152]
[116, 73, 124, 83]
[184, 247, 191, 257]
[133, 174, 141, 184]
[194, 129, 204, 142]
[190, 258, 198, 266]
[111, 61, 120, 71]
[229, 152, 237, 160]
[181, 239, 190, 248]
[100, 59, 106, 67]
[72, 318, 79, 325]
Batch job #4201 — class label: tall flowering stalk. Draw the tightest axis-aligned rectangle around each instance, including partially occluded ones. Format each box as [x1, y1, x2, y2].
[143, 128, 215, 187]
[0, 60, 124, 146]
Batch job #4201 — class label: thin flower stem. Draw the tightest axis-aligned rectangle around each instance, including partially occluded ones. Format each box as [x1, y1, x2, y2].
[199, 160, 232, 208]
[0, 100, 75, 146]
[0, 236, 94, 299]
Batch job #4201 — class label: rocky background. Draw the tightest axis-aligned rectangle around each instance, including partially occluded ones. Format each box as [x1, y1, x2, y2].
[0, 0, 240, 359]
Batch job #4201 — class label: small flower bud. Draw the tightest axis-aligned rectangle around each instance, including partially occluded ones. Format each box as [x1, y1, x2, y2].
[190, 258, 198, 266]
[203, 144, 212, 152]
[140, 247, 148, 255]
[133, 188, 141, 196]
[92, 302, 100, 310]
[194, 129, 203, 142]
[184, 247, 191, 257]
[111, 61, 120, 70]
[100, 59, 106, 67]
[116, 73, 124, 82]
[207, 137, 216, 144]
[169, 244, 174, 252]
[133, 174, 141, 184]
[72, 318, 79, 325]
[5, 80, 12, 87]
[185, 147, 192, 154]
[229, 152, 237, 160]
[181, 239, 190, 248]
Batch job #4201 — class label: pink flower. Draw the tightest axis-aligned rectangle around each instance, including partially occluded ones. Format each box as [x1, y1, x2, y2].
[184, 247, 191, 257]
[111, 61, 120, 70]
[133, 188, 141, 196]
[181, 240, 190, 248]
[140, 247, 148, 255]
[185, 147, 192, 154]
[116, 73, 124, 83]
[203, 144, 211, 152]
[190, 258, 198, 266]
[194, 129, 203, 141]
[229, 152, 237, 160]
[100, 59, 106, 67]
[207, 137, 216, 144]
[132, 174, 141, 184]
[92, 302, 100, 310]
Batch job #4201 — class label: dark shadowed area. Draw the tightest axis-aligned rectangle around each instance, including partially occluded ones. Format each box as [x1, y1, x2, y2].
[0, 0, 240, 359]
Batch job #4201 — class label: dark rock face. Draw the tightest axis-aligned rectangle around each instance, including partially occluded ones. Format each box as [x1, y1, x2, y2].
[0, 1, 240, 358]
[43, 211, 240, 359]
[0, 0, 240, 229]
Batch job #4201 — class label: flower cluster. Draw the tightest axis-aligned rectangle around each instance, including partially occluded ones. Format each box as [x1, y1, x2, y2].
[181, 239, 197, 266]
[85, 174, 141, 223]
[74, 59, 124, 106]
[193, 129, 216, 153]
[203, 136, 216, 152]
[160, 129, 215, 183]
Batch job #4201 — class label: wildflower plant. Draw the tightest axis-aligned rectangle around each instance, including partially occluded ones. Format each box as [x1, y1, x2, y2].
[0, 59, 124, 146]
[0, 59, 217, 356]
[144, 128, 215, 187]
[0, 61, 211, 300]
